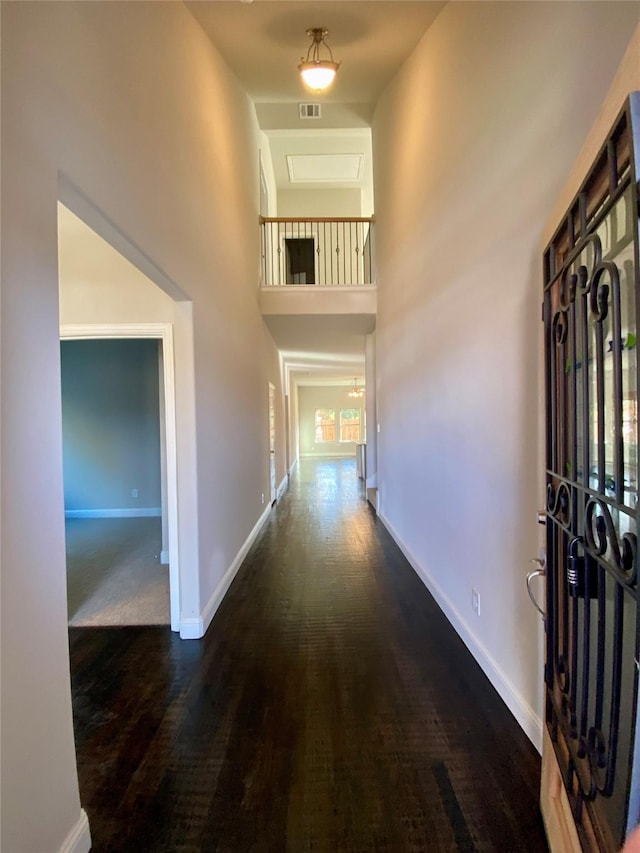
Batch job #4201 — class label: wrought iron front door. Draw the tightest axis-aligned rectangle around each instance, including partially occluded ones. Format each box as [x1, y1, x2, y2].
[543, 96, 640, 852]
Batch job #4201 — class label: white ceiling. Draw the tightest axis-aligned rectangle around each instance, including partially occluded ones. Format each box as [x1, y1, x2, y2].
[187, 2, 446, 106]
[264, 312, 374, 381]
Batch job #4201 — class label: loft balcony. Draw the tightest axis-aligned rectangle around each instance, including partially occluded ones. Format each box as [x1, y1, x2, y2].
[259, 216, 376, 320]
[260, 216, 375, 287]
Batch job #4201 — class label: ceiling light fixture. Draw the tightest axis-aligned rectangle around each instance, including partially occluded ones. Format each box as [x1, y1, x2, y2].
[298, 28, 340, 93]
[348, 378, 364, 399]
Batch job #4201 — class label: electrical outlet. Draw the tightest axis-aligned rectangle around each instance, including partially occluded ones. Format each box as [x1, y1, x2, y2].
[472, 588, 481, 616]
[131, 488, 139, 499]
[261, 493, 265, 505]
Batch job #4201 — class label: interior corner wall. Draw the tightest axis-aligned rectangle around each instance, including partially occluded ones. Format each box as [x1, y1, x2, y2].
[288, 379, 300, 473]
[364, 332, 377, 488]
[259, 132, 278, 216]
[1, 3, 285, 851]
[372, 0, 640, 749]
[262, 327, 288, 496]
[298, 385, 366, 458]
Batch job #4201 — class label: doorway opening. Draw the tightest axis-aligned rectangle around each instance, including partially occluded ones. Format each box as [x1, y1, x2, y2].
[285, 237, 316, 284]
[58, 180, 194, 635]
[60, 324, 181, 630]
[269, 381, 277, 504]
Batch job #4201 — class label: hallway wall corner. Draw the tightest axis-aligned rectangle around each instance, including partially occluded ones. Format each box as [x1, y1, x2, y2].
[57, 809, 91, 853]
[379, 511, 543, 752]
[180, 503, 272, 639]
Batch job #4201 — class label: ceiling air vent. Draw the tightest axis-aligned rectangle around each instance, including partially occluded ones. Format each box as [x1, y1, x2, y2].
[299, 103, 321, 120]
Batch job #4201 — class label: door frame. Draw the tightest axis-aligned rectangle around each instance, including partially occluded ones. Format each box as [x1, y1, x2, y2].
[268, 381, 277, 504]
[60, 322, 181, 632]
[279, 231, 318, 285]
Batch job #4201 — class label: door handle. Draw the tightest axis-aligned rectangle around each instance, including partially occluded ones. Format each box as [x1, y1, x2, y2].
[527, 558, 546, 621]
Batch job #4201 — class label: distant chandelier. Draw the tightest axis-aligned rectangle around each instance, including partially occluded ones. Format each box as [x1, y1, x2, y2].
[348, 378, 364, 399]
[298, 28, 340, 93]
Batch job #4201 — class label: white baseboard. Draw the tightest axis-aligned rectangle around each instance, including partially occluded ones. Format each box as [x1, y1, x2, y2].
[179, 616, 204, 640]
[277, 474, 288, 500]
[160, 549, 170, 565]
[379, 511, 543, 754]
[289, 458, 298, 476]
[180, 503, 272, 640]
[65, 507, 161, 519]
[59, 809, 91, 853]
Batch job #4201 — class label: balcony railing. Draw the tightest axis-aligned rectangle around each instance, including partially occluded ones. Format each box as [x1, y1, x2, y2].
[260, 217, 374, 287]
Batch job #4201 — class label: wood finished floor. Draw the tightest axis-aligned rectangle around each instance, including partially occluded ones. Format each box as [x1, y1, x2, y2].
[69, 459, 548, 853]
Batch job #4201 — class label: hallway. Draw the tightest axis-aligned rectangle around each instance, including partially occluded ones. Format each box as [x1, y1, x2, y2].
[70, 459, 548, 852]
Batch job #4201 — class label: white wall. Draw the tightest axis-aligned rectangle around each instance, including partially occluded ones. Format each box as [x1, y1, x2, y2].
[259, 132, 277, 217]
[61, 339, 161, 513]
[298, 385, 365, 458]
[278, 188, 362, 218]
[365, 332, 378, 488]
[288, 378, 300, 474]
[59, 202, 180, 326]
[1, 3, 286, 851]
[372, 0, 640, 749]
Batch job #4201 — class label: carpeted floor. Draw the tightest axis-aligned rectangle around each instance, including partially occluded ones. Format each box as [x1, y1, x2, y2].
[66, 517, 170, 626]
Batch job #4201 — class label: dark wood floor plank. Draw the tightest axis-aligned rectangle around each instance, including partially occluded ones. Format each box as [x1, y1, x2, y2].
[69, 458, 548, 852]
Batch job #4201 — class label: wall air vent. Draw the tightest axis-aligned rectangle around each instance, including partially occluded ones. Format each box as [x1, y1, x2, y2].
[299, 103, 321, 120]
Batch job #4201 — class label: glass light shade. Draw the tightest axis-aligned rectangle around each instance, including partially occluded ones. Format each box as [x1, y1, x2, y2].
[348, 382, 364, 398]
[299, 61, 338, 92]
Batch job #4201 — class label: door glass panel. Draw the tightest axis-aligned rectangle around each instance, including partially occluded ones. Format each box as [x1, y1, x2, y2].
[588, 305, 599, 491]
[543, 104, 639, 852]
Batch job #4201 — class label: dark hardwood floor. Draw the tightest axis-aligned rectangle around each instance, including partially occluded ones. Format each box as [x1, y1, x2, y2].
[69, 458, 548, 852]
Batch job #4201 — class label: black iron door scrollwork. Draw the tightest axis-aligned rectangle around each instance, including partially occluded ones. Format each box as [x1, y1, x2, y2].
[543, 95, 640, 852]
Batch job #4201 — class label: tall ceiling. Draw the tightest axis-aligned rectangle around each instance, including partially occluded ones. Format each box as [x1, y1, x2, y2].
[186, 2, 445, 386]
[187, 2, 445, 106]
[58, 4, 444, 389]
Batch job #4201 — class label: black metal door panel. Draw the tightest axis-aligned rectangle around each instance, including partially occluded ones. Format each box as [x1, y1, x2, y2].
[543, 96, 640, 852]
